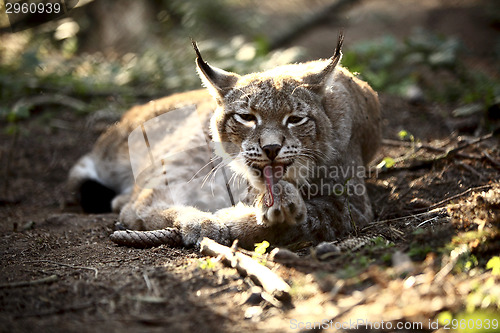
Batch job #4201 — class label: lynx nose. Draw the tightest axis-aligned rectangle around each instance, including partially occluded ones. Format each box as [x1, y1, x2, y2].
[262, 144, 282, 161]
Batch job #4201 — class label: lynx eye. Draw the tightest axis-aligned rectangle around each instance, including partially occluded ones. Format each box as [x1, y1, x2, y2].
[234, 113, 257, 127]
[286, 115, 308, 127]
[239, 114, 257, 122]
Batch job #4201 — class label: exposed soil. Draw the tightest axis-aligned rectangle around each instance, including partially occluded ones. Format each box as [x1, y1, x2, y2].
[1, 1, 499, 332]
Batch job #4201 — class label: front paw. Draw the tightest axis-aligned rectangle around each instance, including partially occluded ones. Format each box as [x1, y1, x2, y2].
[258, 181, 306, 226]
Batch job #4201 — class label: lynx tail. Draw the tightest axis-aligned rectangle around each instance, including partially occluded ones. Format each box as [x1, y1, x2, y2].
[110, 228, 182, 248]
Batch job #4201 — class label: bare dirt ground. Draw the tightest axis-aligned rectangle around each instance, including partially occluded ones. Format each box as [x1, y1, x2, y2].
[1, 0, 499, 332]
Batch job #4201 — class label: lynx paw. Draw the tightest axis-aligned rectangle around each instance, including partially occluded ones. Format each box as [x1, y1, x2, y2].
[258, 180, 306, 226]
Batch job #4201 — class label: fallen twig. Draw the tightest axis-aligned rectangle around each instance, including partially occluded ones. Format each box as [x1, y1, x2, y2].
[434, 244, 469, 283]
[447, 130, 498, 156]
[0, 274, 58, 288]
[410, 183, 494, 213]
[456, 161, 484, 179]
[377, 131, 497, 172]
[364, 183, 496, 230]
[382, 139, 480, 160]
[15, 300, 99, 318]
[483, 150, 500, 169]
[200, 238, 291, 302]
[415, 215, 441, 228]
[27, 260, 99, 278]
[364, 207, 448, 230]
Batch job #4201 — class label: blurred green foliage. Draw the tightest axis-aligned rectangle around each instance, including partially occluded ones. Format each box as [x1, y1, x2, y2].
[342, 29, 500, 108]
[1, 2, 499, 135]
[0, 0, 302, 132]
[253, 240, 270, 265]
[0, 29, 302, 133]
[487, 256, 500, 276]
[161, 0, 239, 35]
[0, 35, 294, 103]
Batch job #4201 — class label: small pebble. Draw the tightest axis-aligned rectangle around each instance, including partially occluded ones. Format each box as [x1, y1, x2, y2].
[269, 247, 299, 261]
[315, 242, 341, 258]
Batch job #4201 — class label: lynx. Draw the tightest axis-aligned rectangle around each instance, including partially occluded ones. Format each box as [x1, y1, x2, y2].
[68, 33, 381, 249]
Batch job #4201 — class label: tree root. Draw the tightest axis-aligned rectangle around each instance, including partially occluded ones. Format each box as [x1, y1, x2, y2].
[110, 228, 182, 248]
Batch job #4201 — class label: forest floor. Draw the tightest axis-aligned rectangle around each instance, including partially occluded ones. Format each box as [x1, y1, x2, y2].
[1, 0, 499, 332]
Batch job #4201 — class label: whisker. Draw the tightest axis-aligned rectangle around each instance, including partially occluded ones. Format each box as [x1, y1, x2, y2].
[188, 156, 223, 183]
[201, 160, 226, 188]
[301, 147, 327, 159]
[229, 172, 242, 188]
[206, 158, 231, 188]
[189, 148, 239, 186]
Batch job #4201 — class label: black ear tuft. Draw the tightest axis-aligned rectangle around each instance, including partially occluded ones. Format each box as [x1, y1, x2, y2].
[191, 38, 240, 98]
[191, 39, 219, 87]
[303, 30, 345, 93]
[321, 30, 345, 77]
[191, 39, 206, 70]
[333, 30, 344, 63]
[191, 38, 201, 59]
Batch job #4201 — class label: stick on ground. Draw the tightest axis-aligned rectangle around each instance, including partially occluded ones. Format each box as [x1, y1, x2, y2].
[26, 260, 99, 278]
[200, 238, 291, 302]
[0, 275, 58, 288]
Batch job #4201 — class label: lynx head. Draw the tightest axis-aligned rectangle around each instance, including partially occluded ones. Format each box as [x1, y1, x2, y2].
[193, 33, 344, 195]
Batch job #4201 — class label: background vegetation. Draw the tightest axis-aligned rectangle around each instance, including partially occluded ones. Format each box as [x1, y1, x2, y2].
[1, 0, 498, 134]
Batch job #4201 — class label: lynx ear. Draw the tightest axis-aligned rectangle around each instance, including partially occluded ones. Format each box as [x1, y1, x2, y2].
[303, 31, 344, 93]
[192, 40, 240, 98]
